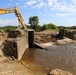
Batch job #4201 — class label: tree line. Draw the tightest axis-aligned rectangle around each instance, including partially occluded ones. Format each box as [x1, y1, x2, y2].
[27, 16, 76, 31]
[0, 16, 74, 32]
[0, 26, 17, 32]
[27, 16, 58, 31]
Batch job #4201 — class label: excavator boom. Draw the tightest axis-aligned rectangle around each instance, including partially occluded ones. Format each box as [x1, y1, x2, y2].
[0, 8, 15, 14]
[0, 6, 27, 29]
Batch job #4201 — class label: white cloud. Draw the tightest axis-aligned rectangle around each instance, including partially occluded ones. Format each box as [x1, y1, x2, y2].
[0, 19, 18, 26]
[72, 0, 76, 4]
[48, 0, 67, 11]
[21, 5, 27, 8]
[25, 0, 45, 9]
[33, 1, 45, 9]
[56, 13, 71, 17]
[48, 0, 57, 6]
[26, 0, 37, 6]
[7, 0, 76, 20]
[48, 0, 76, 13]
[67, 18, 76, 21]
[9, 0, 76, 13]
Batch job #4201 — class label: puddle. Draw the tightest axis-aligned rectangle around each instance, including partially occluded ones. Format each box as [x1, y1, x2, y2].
[21, 43, 76, 74]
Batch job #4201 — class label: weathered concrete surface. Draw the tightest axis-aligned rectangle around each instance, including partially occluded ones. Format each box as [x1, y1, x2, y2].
[28, 29, 35, 48]
[3, 30, 28, 61]
[16, 30, 28, 60]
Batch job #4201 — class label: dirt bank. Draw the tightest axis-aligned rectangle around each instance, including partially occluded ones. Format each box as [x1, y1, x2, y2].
[35, 30, 58, 44]
[0, 44, 46, 75]
[35, 32, 75, 46]
[0, 32, 46, 75]
[0, 31, 74, 75]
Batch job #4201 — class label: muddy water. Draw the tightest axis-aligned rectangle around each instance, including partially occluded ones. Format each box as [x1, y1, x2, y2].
[21, 43, 76, 74]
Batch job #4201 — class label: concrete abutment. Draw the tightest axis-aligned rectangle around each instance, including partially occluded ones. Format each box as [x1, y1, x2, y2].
[3, 29, 34, 61]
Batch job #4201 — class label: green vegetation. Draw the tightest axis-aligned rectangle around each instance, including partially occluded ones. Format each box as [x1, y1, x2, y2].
[57, 26, 72, 30]
[0, 26, 17, 32]
[28, 16, 58, 31]
[41, 23, 58, 30]
[0, 16, 74, 32]
[29, 16, 39, 31]
[28, 22, 58, 31]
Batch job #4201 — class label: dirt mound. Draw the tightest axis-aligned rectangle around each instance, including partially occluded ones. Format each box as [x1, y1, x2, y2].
[56, 38, 73, 45]
[35, 30, 58, 44]
[35, 34, 52, 43]
[48, 69, 73, 75]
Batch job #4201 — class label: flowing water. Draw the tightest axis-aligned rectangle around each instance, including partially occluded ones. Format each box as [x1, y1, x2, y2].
[21, 43, 76, 74]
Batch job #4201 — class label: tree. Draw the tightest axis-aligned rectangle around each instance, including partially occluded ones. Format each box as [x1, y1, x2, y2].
[47, 23, 58, 29]
[58, 26, 66, 29]
[29, 16, 39, 30]
[42, 24, 48, 30]
[41, 23, 58, 30]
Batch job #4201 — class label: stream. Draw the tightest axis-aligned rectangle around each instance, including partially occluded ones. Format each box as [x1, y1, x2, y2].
[21, 43, 76, 74]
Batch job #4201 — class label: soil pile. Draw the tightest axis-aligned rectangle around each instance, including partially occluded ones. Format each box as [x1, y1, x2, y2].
[48, 69, 73, 75]
[35, 33, 52, 43]
[35, 30, 58, 44]
[0, 31, 74, 75]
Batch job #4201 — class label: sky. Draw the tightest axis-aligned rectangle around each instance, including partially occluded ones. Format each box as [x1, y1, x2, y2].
[0, 0, 76, 27]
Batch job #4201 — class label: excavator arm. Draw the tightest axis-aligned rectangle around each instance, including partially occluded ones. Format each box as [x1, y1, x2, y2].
[0, 6, 27, 29]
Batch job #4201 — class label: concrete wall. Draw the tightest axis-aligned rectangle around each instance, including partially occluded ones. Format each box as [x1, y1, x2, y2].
[28, 29, 34, 48]
[7, 30, 28, 61]
[16, 30, 28, 60]
[3, 29, 35, 61]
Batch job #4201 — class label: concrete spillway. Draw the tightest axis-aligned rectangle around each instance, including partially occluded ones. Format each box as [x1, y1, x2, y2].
[3, 29, 34, 61]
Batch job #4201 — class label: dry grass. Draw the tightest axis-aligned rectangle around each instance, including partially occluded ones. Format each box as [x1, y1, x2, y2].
[35, 29, 59, 34]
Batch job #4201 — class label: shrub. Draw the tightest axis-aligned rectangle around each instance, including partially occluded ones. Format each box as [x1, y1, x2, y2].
[47, 23, 58, 29]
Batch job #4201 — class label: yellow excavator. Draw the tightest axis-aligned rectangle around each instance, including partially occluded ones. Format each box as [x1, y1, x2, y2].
[0, 6, 27, 29]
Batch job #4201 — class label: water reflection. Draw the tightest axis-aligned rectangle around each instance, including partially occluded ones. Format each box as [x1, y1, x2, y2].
[21, 43, 76, 74]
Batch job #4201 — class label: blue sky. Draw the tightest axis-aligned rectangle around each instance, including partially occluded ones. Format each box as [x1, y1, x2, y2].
[0, 0, 76, 26]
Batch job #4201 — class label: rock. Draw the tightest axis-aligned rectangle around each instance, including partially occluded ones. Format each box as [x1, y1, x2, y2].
[48, 69, 73, 75]
[56, 38, 72, 45]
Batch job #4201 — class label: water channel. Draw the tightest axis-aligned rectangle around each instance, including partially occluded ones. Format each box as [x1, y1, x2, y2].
[21, 43, 76, 74]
